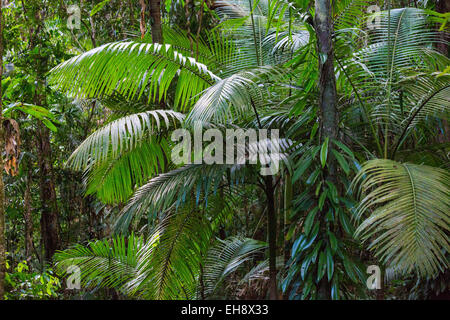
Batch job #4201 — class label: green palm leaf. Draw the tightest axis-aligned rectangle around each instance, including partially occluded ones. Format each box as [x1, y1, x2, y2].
[203, 237, 267, 296]
[186, 66, 286, 126]
[353, 159, 450, 277]
[392, 73, 450, 156]
[127, 209, 213, 299]
[83, 139, 169, 203]
[117, 164, 235, 230]
[49, 41, 219, 110]
[335, 7, 448, 157]
[54, 234, 143, 291]
[67, 110, 184, 203]
[68, 110, 184, 169]
[333, 0, 374, 30]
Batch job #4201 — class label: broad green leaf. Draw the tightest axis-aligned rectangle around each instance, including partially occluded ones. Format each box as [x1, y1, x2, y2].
[320, 137, 329, 168]
[318, 189, 327, 210]
[332, 139, 354, 159]
[317, 251, 326, 282]
[303, 207, 318, 236]
[91, 0, 112, 16]
[331, 149, 350, 175]
[326, 247, 334, 281]
[328, 231, 338, 253]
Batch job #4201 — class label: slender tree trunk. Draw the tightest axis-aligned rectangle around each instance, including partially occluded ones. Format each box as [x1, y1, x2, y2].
[149, 0, 163, 44]
[149, 0, 166, 109]
[23, 168, 33, 264]
[0, 0, 5, 300]
[436, 0, 450, 143]
[89, 15, 97, 47]
[314, 0, 338, 299]
[34, 63, 59, 262]
[265, 177, 278, 300]
[282, 173, 292, 299]
[436, 0, 449, 56]
[37, 122, 60, 262]
[315, 0, 338, 143]
[29, 9, 60, 263]
[195, 0, 206, 59]
[139, 0, 146, 39]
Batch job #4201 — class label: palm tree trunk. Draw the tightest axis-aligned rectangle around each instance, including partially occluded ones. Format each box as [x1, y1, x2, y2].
[149, 0, 163, 44]
[315, 0, 338, 142]
[314, 0, 338, 299]
[0, 0, 5, 300]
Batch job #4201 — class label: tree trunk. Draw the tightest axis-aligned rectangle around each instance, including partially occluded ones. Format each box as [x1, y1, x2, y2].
[435, 0, 449, 59]
[436, 0, 449, 56]
[149, 0, 163, 44]
[149, 0, 166, 109]
[29, 8, 61, 263]
[436, 0, 450, 143]
[139, 0, 146, 39]
[282, 173, 292, 299]
[23, 168, 33, 263]
[0, 0, 5, 300]
[265, 177, 278, 300]
[314, 0, 338, 300]
[315, 0, 338, 143]
[37, 122, 61, 262]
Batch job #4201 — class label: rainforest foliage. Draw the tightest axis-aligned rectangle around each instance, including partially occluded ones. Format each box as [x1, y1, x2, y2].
[0, 0, 449, 300]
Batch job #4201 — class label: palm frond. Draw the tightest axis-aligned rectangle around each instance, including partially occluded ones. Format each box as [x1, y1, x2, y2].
[335, 7, 449, 156]
[83, 138, 170, 203]
[203, 237, 267, 296]
[333, 0, 373, 30]
[54, 234, 143, 292]
[163, 27, 238, 76]
[66, 110, 184, 203]
[360, 8, 441, 79]
[240, 256, 285, 283]
[68, 110, 184, 170]
[49, 41, 219, 111]
[186, 66, 286, 126]
[117, 164, 238, 230]
[186, 73, 256, 125]
[353, 159, 450, 277]
[126, 208, 213, 299]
